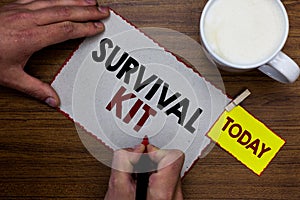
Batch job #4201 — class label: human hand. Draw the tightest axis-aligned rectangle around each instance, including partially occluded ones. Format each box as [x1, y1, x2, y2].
[146, 145, 184, 200]
[105, 144, 184, 200]
[105, 144, 146, 200]
[0, 0, 109, 107]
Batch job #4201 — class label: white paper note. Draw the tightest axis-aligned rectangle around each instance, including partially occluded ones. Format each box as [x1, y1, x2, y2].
[51, 10, 231, 176]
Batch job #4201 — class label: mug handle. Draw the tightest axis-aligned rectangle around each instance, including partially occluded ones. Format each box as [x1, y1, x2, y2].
[258, 51, 300, 83]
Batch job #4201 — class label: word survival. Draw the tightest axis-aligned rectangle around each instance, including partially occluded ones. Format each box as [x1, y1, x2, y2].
[92, 38, 203, 133]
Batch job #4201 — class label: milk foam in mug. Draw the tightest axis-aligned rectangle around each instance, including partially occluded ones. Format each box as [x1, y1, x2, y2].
[200, 0, 300, 83]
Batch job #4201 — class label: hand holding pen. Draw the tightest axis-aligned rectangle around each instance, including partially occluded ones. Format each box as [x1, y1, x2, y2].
[105, 144, 184, 200]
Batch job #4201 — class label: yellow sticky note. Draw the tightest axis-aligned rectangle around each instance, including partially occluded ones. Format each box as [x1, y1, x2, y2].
[207, 106, 285, 176]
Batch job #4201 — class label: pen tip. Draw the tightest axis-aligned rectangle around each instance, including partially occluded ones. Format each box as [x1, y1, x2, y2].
[142, 135, 149, 146]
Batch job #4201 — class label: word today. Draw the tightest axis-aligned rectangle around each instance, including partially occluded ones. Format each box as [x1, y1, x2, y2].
[222, 116, 272, 158]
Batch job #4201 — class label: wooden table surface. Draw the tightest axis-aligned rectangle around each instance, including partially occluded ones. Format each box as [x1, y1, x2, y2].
[0, 0, 299, 199]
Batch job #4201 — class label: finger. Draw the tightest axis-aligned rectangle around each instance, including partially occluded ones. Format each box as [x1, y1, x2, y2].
[33, 5, 109, 26]
[147, 153, 184, 200]
[14, 0, 34, 4]
[111, 144, 145, 173]
[147, 145, 184, 174]
[133, 144, 146, 153]
[173, 181, 184, 200]
[118, 144, 146, 155]
[16, 0, 97, 10]
[146, 145, 184, 199]
[1, 2, 21, 10]
[146, 144, 159, 152]
[107, 146, 143, 200]
[127, 144, 146, 166]
[147, 145, 184, 170]
[31, 21, 105, 51]
[2, 68, 60, 107]
[147, 144, 167, 163]
[130, 143, 146, 167]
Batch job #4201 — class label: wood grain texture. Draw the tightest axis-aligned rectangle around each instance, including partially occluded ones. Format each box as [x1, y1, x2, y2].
[0, 0, 299, 199]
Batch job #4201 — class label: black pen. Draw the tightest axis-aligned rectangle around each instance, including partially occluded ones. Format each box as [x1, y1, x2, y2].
[135, 160, 150, 200]
[135, 136, 154, 200]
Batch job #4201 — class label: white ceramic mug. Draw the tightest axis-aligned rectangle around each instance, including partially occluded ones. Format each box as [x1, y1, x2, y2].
[200, 0, 300, 83]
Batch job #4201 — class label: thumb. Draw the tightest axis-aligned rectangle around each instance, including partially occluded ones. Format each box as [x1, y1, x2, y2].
[5, 69, 60, 107]
[147, 144, 184, 171]
[112, 144, 145, 173]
